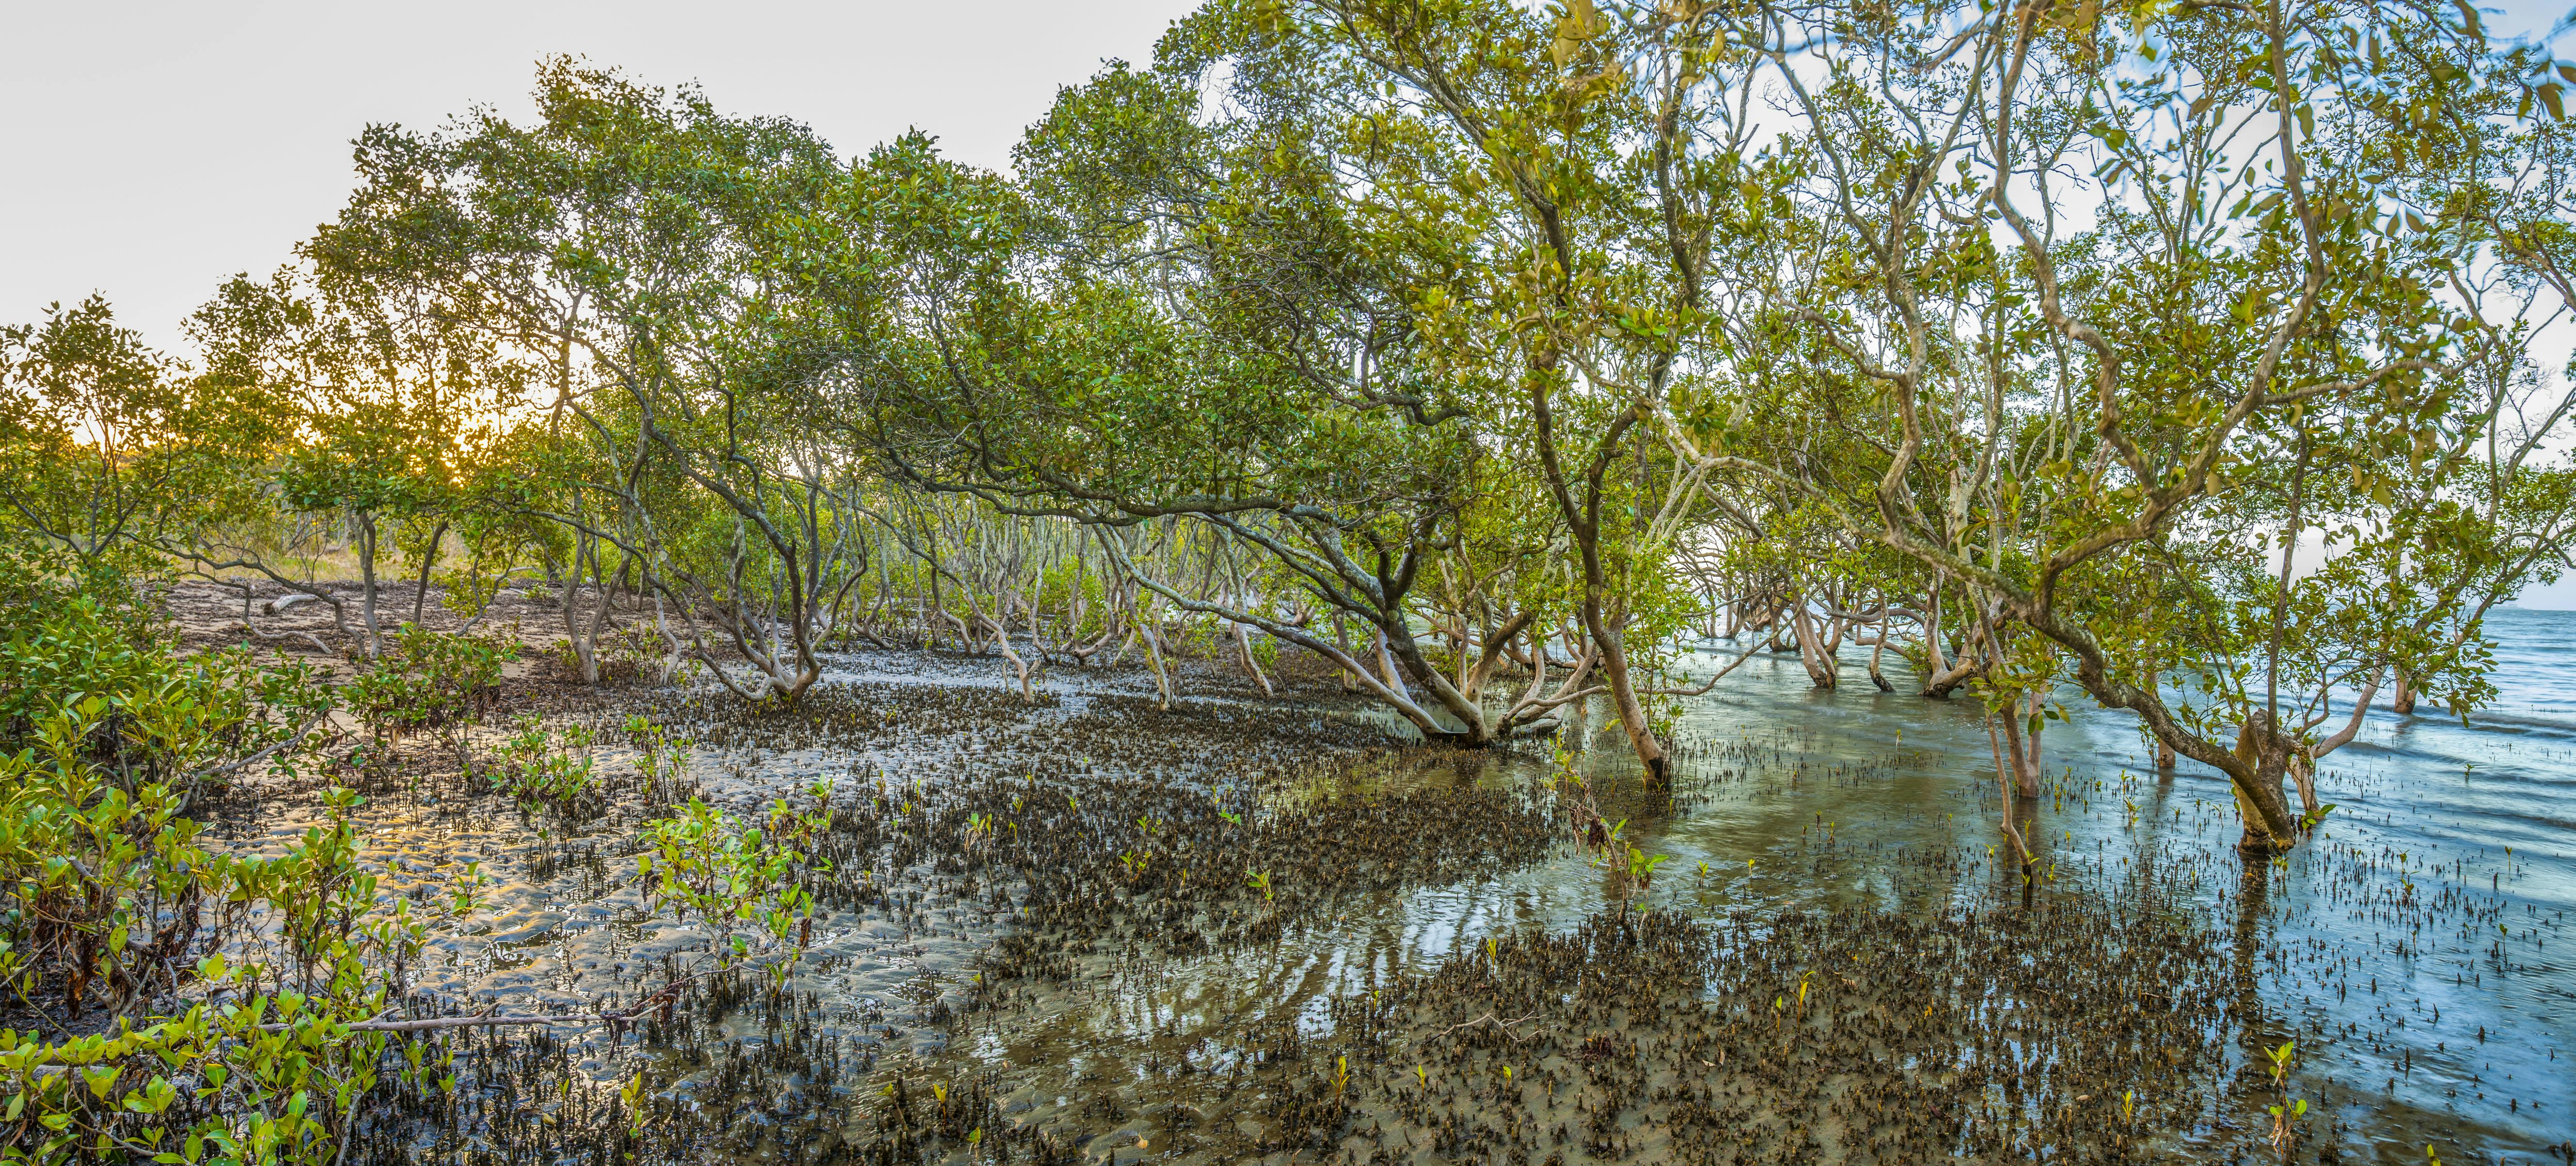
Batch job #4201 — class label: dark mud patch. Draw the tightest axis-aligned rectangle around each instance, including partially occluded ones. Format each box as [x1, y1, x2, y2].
[284, 668, 1570, 1164]
[180, 652, 2568, 1166]
[1311, 898, 2277, 1165]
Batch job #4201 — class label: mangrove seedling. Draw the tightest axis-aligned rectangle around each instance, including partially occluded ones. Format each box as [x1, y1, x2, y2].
[2264, 1040, 2301, 1149]
[2268, 1098, 2308, 1150]
[621, 1071, 648, 1139]
[1625, 846, 1669, 891]
[637, 796, 823, 981]
[447, 860, 489, 918]
[626, 715, 695, 800]
[491, 713, 598, 809]
[2265, 1040, 2295, 1088]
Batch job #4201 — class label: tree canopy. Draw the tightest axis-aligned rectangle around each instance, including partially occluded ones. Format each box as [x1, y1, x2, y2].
[10, 3, 2576, 859]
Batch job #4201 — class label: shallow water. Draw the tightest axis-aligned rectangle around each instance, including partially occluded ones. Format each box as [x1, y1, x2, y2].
[1626, 614, 2576, 1163]
[902, 617, 2576, 1162]
[237, 614, 2576, 1164]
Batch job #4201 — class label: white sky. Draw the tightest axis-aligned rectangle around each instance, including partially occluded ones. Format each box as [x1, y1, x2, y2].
[6, 0, 2575, 606]
[0, 0, 1197, 347]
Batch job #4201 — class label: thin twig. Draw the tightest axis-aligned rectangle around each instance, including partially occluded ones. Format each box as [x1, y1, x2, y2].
[1415, 1010, 1541, 1044]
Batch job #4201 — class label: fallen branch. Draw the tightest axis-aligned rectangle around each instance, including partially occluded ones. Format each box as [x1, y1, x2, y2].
[1414, 1010, 1541, 1044]
[1644, 637, 1767, 696]
[186, 705, 333, 786]
[265, 591, 328, 616]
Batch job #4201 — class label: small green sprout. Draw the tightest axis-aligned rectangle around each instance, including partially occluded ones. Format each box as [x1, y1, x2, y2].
[2265, 1040, 2294, 1088]
[1626, 846, 1669, 889]
[620, 1071, 648, 1137]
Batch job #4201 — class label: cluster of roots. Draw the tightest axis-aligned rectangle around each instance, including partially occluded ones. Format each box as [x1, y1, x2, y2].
[299, 668, 2424, 1164]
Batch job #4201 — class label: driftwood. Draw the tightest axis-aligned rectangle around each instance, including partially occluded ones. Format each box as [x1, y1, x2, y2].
[264, 591, 327, 616]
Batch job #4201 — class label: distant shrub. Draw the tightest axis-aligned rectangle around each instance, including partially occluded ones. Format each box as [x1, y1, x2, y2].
[489, 713, 597, 809]
[341, 624, 514, 740]
[1, 598, 328, 800]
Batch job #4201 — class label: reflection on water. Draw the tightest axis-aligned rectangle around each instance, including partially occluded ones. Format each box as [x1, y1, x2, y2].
[947, 614, 2573, 1161]
[1644, 616, 2574, 1159]
[235, 611, 2575, 1162]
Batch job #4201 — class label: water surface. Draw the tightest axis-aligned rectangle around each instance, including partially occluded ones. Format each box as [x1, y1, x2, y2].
[254, 611, 2576, 1163]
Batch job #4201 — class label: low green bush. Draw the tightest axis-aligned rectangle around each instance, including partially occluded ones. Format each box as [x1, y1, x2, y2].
[0, 730, 431, 1165]
[339, 624, 512, 738]
[488, 714, 597, 809]
[1, 599, 328, 799]
[0, 593, 446, 1164]
[637, 785, 831, 988]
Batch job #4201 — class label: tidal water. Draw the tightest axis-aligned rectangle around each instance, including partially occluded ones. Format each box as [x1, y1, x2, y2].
[226, 610, 2576, 1163]
[961, 610, 2576, 1162]
[1626, 607, 2576, 1162]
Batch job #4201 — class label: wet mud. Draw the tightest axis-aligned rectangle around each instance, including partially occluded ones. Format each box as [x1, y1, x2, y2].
[194, 644, 2572, 1165]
